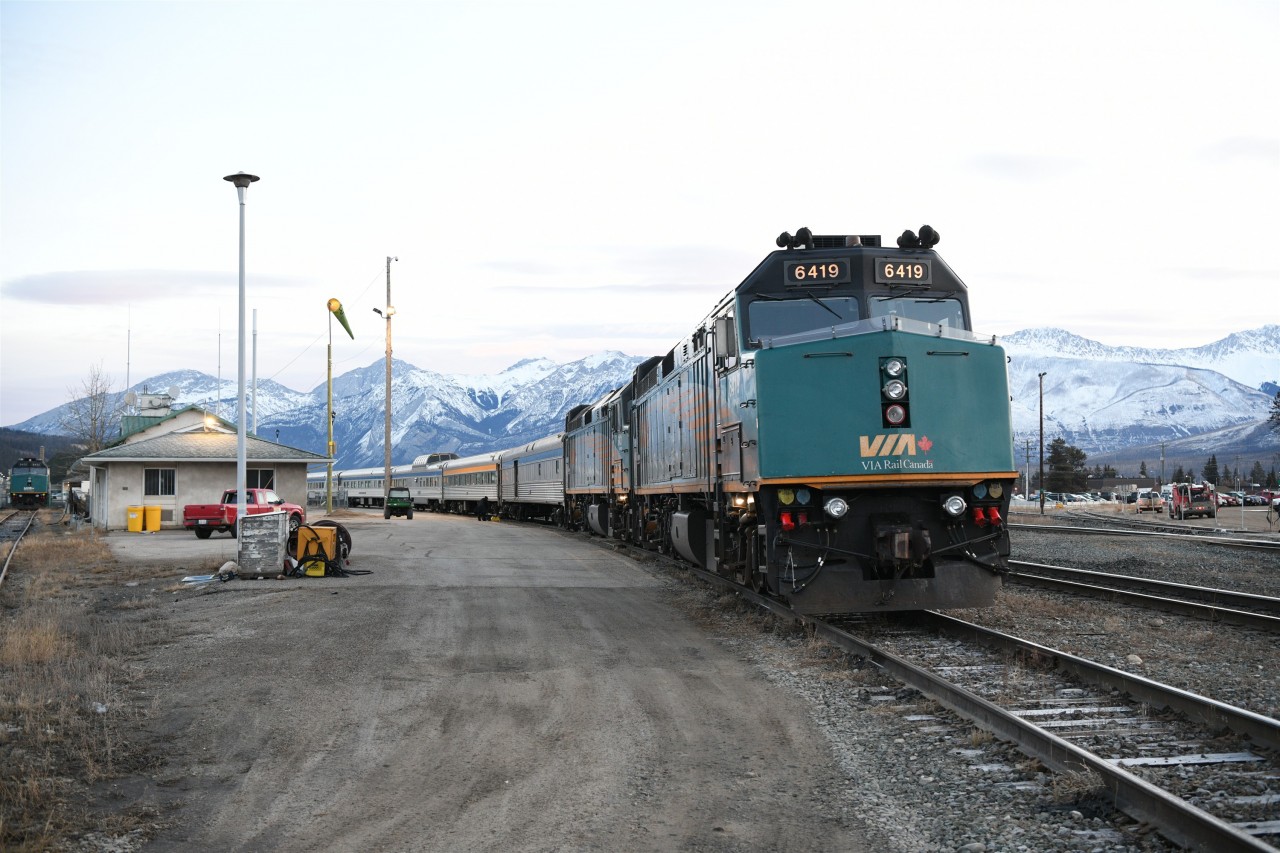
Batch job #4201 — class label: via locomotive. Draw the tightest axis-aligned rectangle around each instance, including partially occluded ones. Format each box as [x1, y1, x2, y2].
[311, 225, 1017, 613]
[9, 457, 51, 509]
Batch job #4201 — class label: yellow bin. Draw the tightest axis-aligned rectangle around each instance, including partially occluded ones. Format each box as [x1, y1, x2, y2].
[144, 506, 162, 532]
[126, 506, 144, 533]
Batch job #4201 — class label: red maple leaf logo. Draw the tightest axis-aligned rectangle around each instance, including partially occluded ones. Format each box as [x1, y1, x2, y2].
[918, 436, 933, 453]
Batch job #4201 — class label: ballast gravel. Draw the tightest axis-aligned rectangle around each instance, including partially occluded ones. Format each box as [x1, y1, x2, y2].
[657, 519, 1280, 852]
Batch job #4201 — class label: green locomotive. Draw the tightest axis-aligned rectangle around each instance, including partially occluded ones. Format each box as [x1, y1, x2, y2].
[9, 457, 51, 509]
[567, 226, 1017, 613]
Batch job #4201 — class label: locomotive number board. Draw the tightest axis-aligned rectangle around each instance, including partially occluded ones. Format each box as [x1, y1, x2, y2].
[875, 258, 933, 285]
[783, 258, 851, 286]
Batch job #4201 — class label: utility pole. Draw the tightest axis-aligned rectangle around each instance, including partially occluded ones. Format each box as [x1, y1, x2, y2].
[1038, 372, 1046, 516]
[1024, 439, 1033, 498]
[375, 256, 398, 509]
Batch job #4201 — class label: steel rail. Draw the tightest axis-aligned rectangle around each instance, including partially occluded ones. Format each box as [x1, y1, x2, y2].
[0, 510, 37, 591]
[1008, 564, 1280, 633]
[677, 562, 1276, 852]
[1011, 560, 1280, 615]
[916, 611, 1280, 752]
[1010, 521, 1280, 551]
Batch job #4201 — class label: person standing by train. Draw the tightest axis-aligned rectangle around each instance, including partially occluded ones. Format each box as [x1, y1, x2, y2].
[476, 495, 489, 521]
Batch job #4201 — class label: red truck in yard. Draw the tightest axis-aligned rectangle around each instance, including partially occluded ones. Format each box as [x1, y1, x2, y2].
[1168, 482, 1217, 520]
[183, 488, 305, 539]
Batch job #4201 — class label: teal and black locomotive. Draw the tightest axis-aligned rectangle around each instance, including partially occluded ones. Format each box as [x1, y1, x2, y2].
[9, 457, 51, 509]
[566, 225, 1016, 613]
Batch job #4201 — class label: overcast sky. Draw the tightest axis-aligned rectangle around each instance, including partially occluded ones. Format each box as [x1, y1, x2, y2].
[2, 0, 1276, 426]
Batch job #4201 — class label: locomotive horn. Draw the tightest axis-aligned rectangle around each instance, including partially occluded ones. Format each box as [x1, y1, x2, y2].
[795, 227, 813, 249]
[327, 298, 355, 340]
[776, 231, 794, 248]
[918, 225, 940, 248]
[897, 229, 919, 249]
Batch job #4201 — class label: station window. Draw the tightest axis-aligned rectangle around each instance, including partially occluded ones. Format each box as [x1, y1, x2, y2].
[144, 468, 175, 497]
[247, 468, 274, 489]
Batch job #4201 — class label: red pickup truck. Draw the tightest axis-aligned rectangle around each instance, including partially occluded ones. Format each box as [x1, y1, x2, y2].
[183, 488, 305, 539]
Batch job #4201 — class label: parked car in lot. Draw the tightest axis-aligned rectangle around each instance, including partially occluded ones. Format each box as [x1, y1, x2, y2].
[1243, 494, 1269, 506]
[1136, 491, 1165, 513]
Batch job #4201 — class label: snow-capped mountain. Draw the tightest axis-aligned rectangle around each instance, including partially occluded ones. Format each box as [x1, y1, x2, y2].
[1003, 325, 1278, 473]
[9, 352, 647, 469]
[8, 326, 1278, 473]
[1002, 325, 1279, 395]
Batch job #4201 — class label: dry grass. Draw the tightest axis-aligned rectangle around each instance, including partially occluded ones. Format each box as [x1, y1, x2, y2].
[0, 527, 172, 851]
[1049, 767, 1108, 805]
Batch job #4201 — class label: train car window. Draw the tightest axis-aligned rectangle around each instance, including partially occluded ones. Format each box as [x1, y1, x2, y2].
[746, 296, 860, 342]
[869, 294, 966, 330]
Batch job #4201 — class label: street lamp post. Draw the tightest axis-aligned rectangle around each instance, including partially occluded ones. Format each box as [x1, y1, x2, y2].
[373, 256, 397, 508]
[223, 171, 259, 538]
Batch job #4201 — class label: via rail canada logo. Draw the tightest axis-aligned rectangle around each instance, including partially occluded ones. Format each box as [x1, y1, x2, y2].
[858, 433, 935, 471]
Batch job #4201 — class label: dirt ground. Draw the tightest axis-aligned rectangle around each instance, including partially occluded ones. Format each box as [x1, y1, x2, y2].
[90, 513, 876, 852]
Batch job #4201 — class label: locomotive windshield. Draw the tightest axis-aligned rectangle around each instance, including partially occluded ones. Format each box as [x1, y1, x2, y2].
[869, 293, 967, 330]
[746, 295, 861, 341]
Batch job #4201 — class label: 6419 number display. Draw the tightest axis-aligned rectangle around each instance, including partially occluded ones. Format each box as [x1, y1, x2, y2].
[875, 258, 932, 285]
[784, 259, 850, 286]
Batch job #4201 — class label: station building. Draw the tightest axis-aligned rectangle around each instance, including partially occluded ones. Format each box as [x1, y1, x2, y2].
[77, 397, 328, 532]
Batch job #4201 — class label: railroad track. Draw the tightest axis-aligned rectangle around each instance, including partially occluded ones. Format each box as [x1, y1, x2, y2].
[1010, 518, 1280, 552]
[1008, 560, 1280, 632]
[677, 561, 1280, 851]
[0, 509, 38, 589]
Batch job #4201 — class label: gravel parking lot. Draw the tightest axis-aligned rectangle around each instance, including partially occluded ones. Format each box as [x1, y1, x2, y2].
[76, 509, 1279, 852]
[114, 514, 873, 852]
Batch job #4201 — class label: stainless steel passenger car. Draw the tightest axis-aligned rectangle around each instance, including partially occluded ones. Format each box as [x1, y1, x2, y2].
[439, 452, 499, 514]
[497, 434, 564, 521]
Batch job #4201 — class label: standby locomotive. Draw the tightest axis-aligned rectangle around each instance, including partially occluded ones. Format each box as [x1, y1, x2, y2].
[564, 226, 1017, 612]
[317, 225, 1018, 613]
[8, 457, 51, 509]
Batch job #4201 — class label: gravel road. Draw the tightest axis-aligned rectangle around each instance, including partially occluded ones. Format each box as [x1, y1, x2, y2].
[88, 509, 1279, 852]
[121, 514, 872, 852]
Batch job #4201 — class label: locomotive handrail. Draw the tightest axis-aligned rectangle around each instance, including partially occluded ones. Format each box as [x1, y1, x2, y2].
[754, 315, 996, 350]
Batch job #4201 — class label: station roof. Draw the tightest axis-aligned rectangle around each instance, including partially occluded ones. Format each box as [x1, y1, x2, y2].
[80, 431, 328, 464]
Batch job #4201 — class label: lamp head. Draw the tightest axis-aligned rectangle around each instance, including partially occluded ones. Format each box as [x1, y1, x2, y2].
[222, 172, 260, 189]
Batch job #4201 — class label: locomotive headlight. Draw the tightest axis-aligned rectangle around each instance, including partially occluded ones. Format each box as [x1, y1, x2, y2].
[883, 358, 905, 378]
[733, 495, 747, 507]
[883, 379, 907, 400]
[884, 404, 907, 425]
[824, 496, 849, 518]
[778, 488, 795, 506]
[942, 494, 967, 517]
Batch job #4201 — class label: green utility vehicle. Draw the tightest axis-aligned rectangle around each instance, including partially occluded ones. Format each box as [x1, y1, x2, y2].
[384, 487, 414, 519]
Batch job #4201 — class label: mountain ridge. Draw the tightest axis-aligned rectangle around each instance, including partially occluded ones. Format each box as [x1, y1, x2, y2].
[7, 328, 1277, 472]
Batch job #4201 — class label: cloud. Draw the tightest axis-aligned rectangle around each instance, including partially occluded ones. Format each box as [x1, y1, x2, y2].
[1199, 136, 1280, 165]
[968, 153, 1082, 181]
[1, 269, 302, 306]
